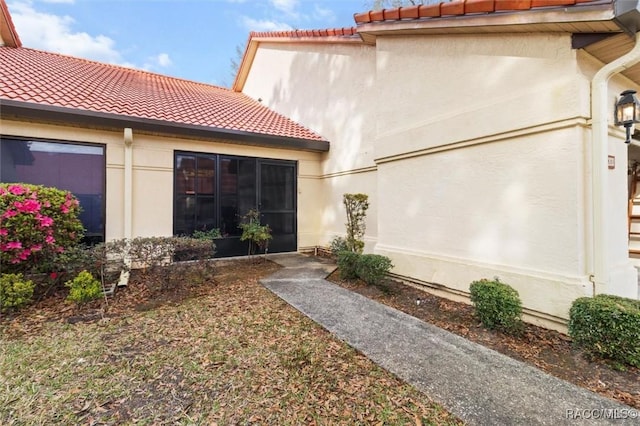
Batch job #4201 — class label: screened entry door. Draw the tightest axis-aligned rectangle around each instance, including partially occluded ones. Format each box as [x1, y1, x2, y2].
[173, 152, 297, 257]
[258, 160, 297, 254]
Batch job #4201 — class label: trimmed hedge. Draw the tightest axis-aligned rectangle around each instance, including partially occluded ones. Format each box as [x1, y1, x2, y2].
[469, 278, 523, 334]
[568, 294, 640, 368]
[356, 254, 393, 286]
[337, 251, 360, 280]
[337, 251, 393, 285]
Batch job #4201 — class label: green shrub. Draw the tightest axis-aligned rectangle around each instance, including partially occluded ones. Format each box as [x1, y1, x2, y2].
[469, 278, 523, 334]
[329, 236, 349, 256]
[192, 228, 222, 240]
[355, 254, 393, 285]
[128, 237, 175, 272]
[239, 209, 272, 256]
[0, 183, 84, 274]
[568, 294, 640, 368]
[337, 251, 360, 280]
[173, 237, 216, 262]
[0, 273, 34, 311]
[65, 270, 102, 304]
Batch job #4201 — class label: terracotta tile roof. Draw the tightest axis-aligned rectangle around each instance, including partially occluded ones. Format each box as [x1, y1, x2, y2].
[0, 47, 326, 142]
[353, 0, 599, 24]
[250, 27, 358, 39]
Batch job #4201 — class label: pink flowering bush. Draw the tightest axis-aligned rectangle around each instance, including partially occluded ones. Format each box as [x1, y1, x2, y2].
[0, 183, 84, 273]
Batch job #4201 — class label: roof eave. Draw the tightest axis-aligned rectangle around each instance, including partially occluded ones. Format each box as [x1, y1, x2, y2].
[0, 99, 330, 152]
[355, 2, 629, 42]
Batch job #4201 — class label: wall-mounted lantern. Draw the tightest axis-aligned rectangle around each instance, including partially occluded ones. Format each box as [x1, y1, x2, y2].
[614, 89, 640, 143]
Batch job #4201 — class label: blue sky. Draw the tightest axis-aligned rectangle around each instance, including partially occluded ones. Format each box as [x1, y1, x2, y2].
[7, 0, 369, 87]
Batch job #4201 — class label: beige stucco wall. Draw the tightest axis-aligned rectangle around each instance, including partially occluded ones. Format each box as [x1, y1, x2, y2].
[0, 119, 324, 248]
[242, 31, 638, 329]
[243, 41, 380, 249]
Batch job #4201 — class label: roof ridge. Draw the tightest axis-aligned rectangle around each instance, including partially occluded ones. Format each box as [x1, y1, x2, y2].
[249, 27, 358, 39]
[10, 46, 232, 92]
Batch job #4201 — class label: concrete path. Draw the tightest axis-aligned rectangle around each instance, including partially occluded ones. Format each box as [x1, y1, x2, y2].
[261, 253, 638, 425]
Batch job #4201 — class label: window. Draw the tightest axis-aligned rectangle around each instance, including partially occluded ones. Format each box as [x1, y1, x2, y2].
[173, 151, 296, 256]
[174, 153, 216, 236]
[0, 137, 106, 243]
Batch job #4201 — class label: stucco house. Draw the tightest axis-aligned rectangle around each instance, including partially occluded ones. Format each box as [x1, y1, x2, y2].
[0, 0, 330, 258]
[232, 0, 640, 331]
[2, 0, 640, 331]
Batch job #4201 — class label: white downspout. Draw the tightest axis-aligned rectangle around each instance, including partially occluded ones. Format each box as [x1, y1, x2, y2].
[117, 128, 134, 287]
[591, 33, 640, 295]
[123, 128, 133, 240]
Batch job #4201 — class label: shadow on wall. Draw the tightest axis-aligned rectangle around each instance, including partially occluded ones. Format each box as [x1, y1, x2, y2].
[263, 43, 377, 174]
[255, 33, 585, 276]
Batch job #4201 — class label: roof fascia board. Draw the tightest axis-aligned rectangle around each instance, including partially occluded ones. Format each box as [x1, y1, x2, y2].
[356, 3, 618, 37]
[232, 36, 256, 93]
[0, 99, 329, 152]
[249, 36, 363, 44]
[0, 0, 21, 47]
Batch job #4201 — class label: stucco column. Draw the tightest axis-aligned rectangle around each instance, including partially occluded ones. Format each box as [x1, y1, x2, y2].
[591, 33, 640, 298]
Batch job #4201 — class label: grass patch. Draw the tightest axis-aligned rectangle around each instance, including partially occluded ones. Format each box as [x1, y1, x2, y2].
[1, 261, 460, 425]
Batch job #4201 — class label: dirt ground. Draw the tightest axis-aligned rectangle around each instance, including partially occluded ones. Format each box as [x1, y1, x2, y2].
[1, 259, 461, 425]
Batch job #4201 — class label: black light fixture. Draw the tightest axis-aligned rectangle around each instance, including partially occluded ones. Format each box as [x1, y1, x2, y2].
[614, 89, 640, 144]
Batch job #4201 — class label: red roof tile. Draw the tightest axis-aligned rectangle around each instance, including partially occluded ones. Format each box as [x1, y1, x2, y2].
[353, 0, 599, 24]
[250, 27, 358, 39]
[0, 47, 326, 142]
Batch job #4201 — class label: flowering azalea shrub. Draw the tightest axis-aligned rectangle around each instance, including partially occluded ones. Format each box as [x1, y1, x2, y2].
[0, 183, 84, 273]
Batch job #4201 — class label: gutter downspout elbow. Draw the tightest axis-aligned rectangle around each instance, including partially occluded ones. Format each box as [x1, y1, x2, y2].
[591, 32, 640, 295]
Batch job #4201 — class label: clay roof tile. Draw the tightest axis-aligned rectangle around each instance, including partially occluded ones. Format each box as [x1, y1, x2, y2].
[0, 47, 325, 143]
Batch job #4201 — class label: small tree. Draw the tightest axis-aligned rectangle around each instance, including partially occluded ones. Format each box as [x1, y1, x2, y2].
[239, 209, 272, 256]
[343, 193, 369, 253]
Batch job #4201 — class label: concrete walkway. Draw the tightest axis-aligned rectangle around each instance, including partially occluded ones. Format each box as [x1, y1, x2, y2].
[261, 253, 638, 425]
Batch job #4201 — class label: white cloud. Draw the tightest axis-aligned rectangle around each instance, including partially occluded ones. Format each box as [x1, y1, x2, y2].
[270, 0, 297, 13]
[313, 4, 335, 22]
[143, 52, 172, 71]
[240, 16, 292, 32]
[8, 0, 134, 67]
[156, 53, 172, 67]
[269, 0, 299, 19]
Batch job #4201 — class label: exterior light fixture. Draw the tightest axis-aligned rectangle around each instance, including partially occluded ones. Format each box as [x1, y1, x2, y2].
[614, 89, 640, 144]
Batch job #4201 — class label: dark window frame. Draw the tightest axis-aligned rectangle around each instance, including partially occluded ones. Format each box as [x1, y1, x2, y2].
[173, 150, 298, 256]
[0, 135, 107, 244]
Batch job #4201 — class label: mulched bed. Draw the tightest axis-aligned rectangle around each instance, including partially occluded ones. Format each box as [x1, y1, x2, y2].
[327, 269, 640, 410]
